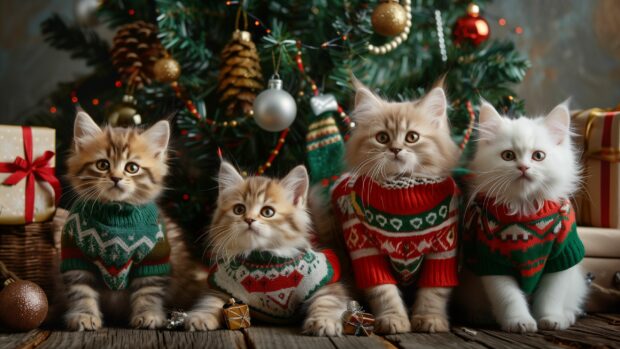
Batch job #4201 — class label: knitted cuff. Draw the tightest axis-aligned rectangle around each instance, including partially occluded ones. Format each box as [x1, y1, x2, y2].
[418, 257, 458, 288]
[352, 254, 397, 289]
[546, 225, 586, 273]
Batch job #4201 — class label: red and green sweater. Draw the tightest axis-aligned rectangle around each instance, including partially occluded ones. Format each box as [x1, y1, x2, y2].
[60, 200, 171, 290]
[464, 198, 585, 294]
[331, 174, 459, 289]
[207, 248, 340, 322]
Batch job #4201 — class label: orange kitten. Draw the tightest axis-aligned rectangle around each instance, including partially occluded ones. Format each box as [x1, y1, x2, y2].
[59, 112, 204, 331]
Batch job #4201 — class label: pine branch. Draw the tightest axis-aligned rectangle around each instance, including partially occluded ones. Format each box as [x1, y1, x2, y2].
[40, 14, 111, 68]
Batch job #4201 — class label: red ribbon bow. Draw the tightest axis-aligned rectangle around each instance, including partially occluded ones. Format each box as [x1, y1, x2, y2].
[0, 126, 61, 223]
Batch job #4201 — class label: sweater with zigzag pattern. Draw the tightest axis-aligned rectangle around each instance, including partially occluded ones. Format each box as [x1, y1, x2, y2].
[331, 174, 459, 289]
[463, 198, 585, 294]
[60, 200, 171, 290]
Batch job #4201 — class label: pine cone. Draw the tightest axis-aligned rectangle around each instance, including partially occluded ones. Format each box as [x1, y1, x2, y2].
[218, 30, 263, 117]
[111, 21, 165, 89]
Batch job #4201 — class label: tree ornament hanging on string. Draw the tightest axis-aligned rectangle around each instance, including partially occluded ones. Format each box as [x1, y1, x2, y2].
[218, 25, 264, 117]
[453, 3, 490, 46]
[253, 75, 297, 132]
[153, 55, 182, 83]
[367, 0, 412, 55]
[110, 21, 166, 89]
[74, 0, 100, 27]
[371, 0, 407, 36]
[107, 94, 142, 127]
[0, 261, 48, 332]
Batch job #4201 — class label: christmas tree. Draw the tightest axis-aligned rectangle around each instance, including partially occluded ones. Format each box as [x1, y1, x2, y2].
[30, 0, 528, 252]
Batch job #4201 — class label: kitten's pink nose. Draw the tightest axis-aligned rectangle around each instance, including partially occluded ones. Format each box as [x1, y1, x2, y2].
[111, 176, 121, 184]
[245, 218, 256, 225]
[389, 148, 402, 156]
[517, 165, 529, 174]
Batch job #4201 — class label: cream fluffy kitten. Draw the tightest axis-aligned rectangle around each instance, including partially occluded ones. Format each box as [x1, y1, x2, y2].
[340, 82, 460, 334]
[455, 101, 587, 332]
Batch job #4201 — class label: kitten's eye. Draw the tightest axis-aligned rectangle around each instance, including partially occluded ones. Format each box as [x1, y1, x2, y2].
[532, 151, 546, 161]
[95, 159, 110, 171]
[501, 150, 516, 161]
[260, 206, 275, 218]
[375, 132, 390, 144]
[405, 131, 420, 143]
[125, 162, 140, 174]
[232, 204, 246, 215]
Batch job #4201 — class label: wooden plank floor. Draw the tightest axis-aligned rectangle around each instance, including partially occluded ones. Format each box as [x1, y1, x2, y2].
[1, 315, 619, 349]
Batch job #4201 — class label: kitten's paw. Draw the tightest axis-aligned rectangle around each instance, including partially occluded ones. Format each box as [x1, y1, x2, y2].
[185, 312, 221, 331]
[410, 314, 450, 333]
[374, 314, 411, 334]
[500, 316, 538, 333]
[303, 316, 343, 337]
[538, 313, 575, 330]
[66, 313, 102, 331]
[131, 310, 166, 329]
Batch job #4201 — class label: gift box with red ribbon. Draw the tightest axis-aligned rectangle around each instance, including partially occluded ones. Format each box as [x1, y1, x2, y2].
[572, 108, 620, 229]
[0, 126, 60, 225]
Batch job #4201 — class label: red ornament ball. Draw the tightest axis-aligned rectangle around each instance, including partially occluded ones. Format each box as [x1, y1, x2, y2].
[0, 279, 48, 331]
[452, 6, 490, 46]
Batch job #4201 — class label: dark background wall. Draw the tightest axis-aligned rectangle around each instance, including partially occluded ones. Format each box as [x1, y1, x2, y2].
[0, 0, 619, 124]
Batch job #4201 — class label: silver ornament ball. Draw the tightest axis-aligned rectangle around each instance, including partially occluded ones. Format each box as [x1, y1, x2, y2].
[253, 78, 297, 132]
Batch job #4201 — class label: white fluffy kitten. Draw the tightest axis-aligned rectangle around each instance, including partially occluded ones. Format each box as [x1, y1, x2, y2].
[457, 101, 587, 332]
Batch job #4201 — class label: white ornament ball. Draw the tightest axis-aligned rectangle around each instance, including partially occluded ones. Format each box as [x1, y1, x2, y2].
[253, 78, 297, 132]
[74, 0, 100, 27]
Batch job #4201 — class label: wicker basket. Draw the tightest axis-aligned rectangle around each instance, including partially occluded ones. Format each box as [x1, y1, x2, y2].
[0, 209, 66, 300]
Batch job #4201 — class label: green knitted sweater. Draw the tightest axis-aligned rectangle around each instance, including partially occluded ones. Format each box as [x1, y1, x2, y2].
[60, 200, 171, 290]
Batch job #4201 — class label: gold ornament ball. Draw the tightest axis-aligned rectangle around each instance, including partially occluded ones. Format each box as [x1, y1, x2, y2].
[107, 95, 142, 127]
[371, 0, 407, 36]
[153, 57, 181, 83]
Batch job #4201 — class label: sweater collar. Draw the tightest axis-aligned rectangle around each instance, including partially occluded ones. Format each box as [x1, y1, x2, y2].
[475, 197, 568, 223]
[71, 200, 159, 227]
[349, 175, 457, 215]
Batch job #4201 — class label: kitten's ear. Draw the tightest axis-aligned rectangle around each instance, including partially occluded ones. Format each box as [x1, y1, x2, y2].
[352, 77, 382, 117]
[218, 161, 244, 194]
[545, 101, 571, 145]
[281, 165, 309, 206]
[142, 120, 170, 156]
[73, 111, 102, 150]
[478, 101, 503, 127]
[419, 87, 448, 125]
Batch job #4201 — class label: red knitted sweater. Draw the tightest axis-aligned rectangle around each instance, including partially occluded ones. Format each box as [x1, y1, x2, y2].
[331, 174, 459, 289]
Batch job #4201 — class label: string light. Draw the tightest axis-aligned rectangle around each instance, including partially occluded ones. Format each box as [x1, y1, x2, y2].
[498, 18, 506, 26]
[115, 80, 123, 88]
[92, 98, 100, 106]
[128, 9, 135, 16]
[515, 26, 523, 34]
[462, 101, 476, 150]
[49, 106, 57, 114]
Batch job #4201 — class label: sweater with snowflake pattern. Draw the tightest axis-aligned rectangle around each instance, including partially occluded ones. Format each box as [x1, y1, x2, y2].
[463, 198, 585, 294]
[331, 174, 459, 289]
[207, 249, 340, 322]
[60, 200, 171, 290]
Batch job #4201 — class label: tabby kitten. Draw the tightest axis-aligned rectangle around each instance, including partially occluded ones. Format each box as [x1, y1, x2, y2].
[61, 112, 204, 331]
[330, 81, 461, 334]
[186, 162, 349, 336]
